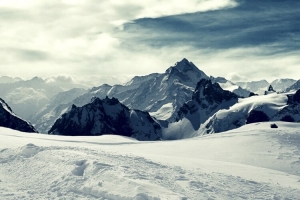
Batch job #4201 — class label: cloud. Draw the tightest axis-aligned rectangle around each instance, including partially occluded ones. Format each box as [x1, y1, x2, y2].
[45, 75, 75, 84]
[226, 72, 248, 82]
[0, 0, 299, 84]
[0, 0, 238, 78]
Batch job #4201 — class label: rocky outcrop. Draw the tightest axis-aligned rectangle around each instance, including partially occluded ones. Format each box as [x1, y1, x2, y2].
[246, 110, 270, 124]
[176, 79, 239, 130]
[49, 97, 162, 141]
[264, 85, 276, 95]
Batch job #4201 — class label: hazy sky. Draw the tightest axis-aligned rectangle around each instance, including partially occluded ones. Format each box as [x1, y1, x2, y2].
[0, 0, 299, 82]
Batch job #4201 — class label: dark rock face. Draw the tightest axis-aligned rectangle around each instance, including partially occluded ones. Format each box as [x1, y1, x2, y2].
[246, 110, 270, 124]
[294, 89, 300, 103]
[287, 89, 300, 105]
[268, 85, 276, 92]
[270, 123, 278, 128]
[48, 97, 162, 141]
[177, 79, 239, 130]
[0, 98, 37, 133]
[249, 92, 258, 97]
[192, 79, 238, 105]
[264, 85, 276, 95]
[280, 115, 295, 122]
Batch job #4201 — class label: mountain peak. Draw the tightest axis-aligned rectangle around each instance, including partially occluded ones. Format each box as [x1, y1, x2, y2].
[30, 76, 44, 83]
[174, 58, 197, 72]
[165, 59, 208, 85]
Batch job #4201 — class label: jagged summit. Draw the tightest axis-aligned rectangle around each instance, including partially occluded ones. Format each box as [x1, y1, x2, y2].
[174, 58, 197, 71]
[165, 58, 208, 86]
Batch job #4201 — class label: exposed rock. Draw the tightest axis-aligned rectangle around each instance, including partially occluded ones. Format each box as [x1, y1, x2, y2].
[280, 115, 295, 122]
[176, 79, 239, 130]
[270, 123, 278, 128]
[264, 85, 276, 95]
[246, 110, 270, 124]
[49, 97, 162, 141]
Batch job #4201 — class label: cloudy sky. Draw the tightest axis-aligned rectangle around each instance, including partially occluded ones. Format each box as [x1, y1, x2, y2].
[0, 0, 299, 82]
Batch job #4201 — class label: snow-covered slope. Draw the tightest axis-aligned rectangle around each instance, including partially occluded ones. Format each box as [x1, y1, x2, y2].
[271, 78, 297, 92]
[235, 80, 270, 95]
[285, 79, 300, 92]
[202, 90, 300, 134]
[211, 76, 251, 97]
[165, 79, 238, 139]
[0, 98, 37, 133]
[31, 88, 87, 133]
[49, 97, 162, 141]
[1, 122, 300, 199]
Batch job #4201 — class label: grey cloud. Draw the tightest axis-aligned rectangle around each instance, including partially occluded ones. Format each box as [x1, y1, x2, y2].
[1, 48, 50, 62]
[118, 0, 300, 53]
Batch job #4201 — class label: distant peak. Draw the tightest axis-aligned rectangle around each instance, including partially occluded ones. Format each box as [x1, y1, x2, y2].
[31, 76, 44, 82]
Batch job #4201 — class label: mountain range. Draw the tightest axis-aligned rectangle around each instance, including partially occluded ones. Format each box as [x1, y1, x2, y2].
[1, 58, 300, 141]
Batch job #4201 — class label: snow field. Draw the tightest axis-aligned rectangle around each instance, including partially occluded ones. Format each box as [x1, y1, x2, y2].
[1, 122, 300, 199]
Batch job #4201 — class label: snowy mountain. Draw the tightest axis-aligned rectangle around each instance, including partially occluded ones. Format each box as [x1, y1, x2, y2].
[0, 98, 37, 133]
[121, 58, 208, 121]
[0, 77, 64, 120]
[270, 78, 296, 92]
[284, 79, 300, 92]
[235, 80, 270, 95]
[1, 121, 300, 199]
[163, 79, 238, 139]
[202, 89, 300, 134]
[49, 97, 162, 141]
[32, 59, 208, 133]
[210, 76, 251, 97]
[31, 88, 87, 133]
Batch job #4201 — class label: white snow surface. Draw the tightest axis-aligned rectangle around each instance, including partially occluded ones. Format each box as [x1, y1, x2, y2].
[1, 122, 300, 199]
[149, 103, 174, 120]
[201, 92, 297, 135]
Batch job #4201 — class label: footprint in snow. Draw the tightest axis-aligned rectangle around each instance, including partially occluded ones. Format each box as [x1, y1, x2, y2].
[72, 160, 88, 176]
